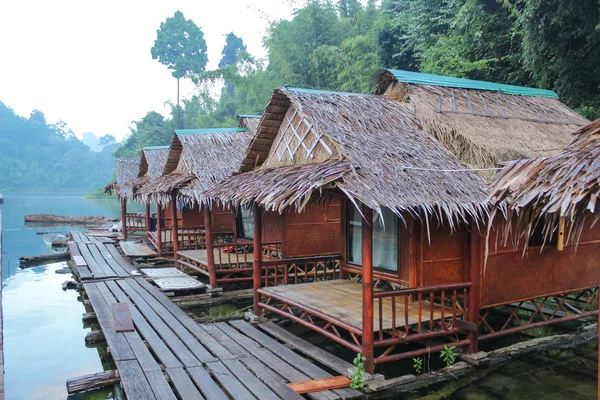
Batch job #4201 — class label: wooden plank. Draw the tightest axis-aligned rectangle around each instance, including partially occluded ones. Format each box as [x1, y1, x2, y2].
[259, 321, 354, 376]
[105, 244, 138, 274]
[131, 278, 234, 360]
[97, 242, 130, 278]
[230, 320, 361, 399]
[77, 266, 94, 280]
[66, 370, 119, 394]
[86, 243, 116, 278]
[114, 280, 203, 367]
[289, 376, 351, 394]
[123, 280, 216, 363]
[112, 302, 134, 333]
[83, 283, 135, 361]
[103, 280, 182, 369]
[121, 241, 157, 257]
[78, 243, 106, 279]
[187, 366, 230, 400]
[144, 370, 177, 400]
[165, 367, 204, 400]
[72, 255, 87, 267]
[203, 323, 330, 400]
[207, 361, 257, 400]
[115, 360, 157, 400]
[221, 358, 280, 400]
[68, 241, 82, 257]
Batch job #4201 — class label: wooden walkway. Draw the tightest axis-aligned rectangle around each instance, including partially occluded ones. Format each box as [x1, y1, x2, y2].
[83, 277, 361, 400]
[120, 241, 157, 258]
[68, 231, 136, 280]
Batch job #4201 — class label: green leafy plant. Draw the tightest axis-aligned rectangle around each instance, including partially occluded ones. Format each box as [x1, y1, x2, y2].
[350, 353, 367, 389]
[440, 345, 457, 368]
[412, 357, 423, 374]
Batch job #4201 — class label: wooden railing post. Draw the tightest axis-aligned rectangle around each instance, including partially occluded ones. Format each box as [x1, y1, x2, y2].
[171, 192, 179, 261]
[121, 198, 127, 240]
[145, 202, 150, 239]
[467, 228, 482, 354]
[253, 203, 263, 316]
[361, 204, 374, 375]
[156, 203, 162, 256]
[204, 205, 217, 288]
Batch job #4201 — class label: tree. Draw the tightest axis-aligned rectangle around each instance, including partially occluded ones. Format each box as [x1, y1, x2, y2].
[99, 134, 117, 148]
[151, 11, 208, 106]
[219, 33, 248, 68]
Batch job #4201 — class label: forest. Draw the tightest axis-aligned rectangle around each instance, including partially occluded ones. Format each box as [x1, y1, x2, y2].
[0, 101, 118, 192]
[116, 0, 600, 157]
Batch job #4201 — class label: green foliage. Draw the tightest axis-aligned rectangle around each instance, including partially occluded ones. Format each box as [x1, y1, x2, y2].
[0, 102, 116, 192]
[440, 345, 458, 368]
[350, 353, 367, 389]
[412, 356, 423, 374]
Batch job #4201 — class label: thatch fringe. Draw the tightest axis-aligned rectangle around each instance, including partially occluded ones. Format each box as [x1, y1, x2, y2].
[112, 158, 141, 200]
[488, 119, 600, 249]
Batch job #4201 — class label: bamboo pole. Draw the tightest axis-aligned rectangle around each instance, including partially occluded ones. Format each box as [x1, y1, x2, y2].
[145, 202, 150, 239]
[120, 199, 127, 240]
[171, 192, 179, 261]
[557, 217, 565, 251]
[156, 204, 162, 256]
[204, 206, 217, 288]
[361, 204, 374, 374]
[253, 203, 263, 316]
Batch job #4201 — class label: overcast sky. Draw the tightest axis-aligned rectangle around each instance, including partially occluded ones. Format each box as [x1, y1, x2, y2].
[0, 0, 304, 140]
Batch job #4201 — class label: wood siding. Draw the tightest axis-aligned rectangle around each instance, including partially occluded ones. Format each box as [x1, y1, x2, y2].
[212, 204, 234, 232]
[419, 224, 468, 287]
[181, 205, 204, 227]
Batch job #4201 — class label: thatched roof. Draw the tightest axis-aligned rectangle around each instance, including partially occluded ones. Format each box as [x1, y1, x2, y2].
[373, 69, 589, 175]
[108, 158, 141, 200]
[136, 128, 252, 205]
[488, 119, 600, 246]
[206, 87, 488, 227]
[139, 146, 170, 179]
[238, 114, 261, 136]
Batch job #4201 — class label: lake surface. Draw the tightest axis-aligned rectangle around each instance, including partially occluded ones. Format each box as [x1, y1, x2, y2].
[1, 194, 141, 400]
[0, 194, 597, 399]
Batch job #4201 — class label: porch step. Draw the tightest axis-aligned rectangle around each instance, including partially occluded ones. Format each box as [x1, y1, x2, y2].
[289, 376, 351, 394]
[257, 320, 354, 377]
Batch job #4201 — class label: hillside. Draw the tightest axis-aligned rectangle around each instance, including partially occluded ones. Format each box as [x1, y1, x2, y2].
[0, 101, 117, 192]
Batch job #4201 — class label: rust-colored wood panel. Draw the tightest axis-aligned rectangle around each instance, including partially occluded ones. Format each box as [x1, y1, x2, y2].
[324, 196, 341, 222]
[212, 204, 234, 232]
[482, 242, 600, 307]
[286, 222, 341, 257]
[286, 202, 327, 225]
[421, 259, 466, 286]
[399, 220, 411, 283]
[263, 210, 284, 243]
[423, 225, 467, 261]
[181, 205, 204, 227]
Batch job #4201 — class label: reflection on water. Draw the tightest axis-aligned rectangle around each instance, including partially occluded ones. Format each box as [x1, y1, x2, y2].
[1, 193, 141, 399]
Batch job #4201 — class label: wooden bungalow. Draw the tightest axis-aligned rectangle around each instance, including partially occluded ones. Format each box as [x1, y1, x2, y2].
[203, 79, 596, 373]
[105, 157, 141, 240]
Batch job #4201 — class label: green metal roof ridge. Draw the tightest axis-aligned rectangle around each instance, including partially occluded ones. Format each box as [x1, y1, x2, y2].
[282, 86, 368, 97]
[143, 145, 170, 150]
[175, 127, 248, 135]
[377, 69, 559, 98]
[238, 114, 262, 119]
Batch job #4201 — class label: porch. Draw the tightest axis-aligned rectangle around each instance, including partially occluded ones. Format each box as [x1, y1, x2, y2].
[257, 279, 471, 365]
[124, 212, 146, 238]
[146, 225, 207, 255]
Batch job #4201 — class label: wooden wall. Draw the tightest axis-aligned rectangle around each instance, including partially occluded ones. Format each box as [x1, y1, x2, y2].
[263, 210, 284, 243]
[418, 224, 468, 287]
[481, 218, 600, 308]
[181, 205, 204, 227]
[212, 204, 235, 233]
[284, 195, 341, 258]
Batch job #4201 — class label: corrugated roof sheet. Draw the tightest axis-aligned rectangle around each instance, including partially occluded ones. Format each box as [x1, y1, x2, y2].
[376, 69, 559, 98]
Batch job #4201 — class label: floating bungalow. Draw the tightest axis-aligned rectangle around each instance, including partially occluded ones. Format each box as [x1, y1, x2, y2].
[202, 71, 597, 373]
[105, 157, 141, 238]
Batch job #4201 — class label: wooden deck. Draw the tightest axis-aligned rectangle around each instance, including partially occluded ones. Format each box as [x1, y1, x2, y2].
[260, 280, 452, 331]
[178, 249, 273, 267]
[83, 276, 361, 400]
[120, 241, 157, 257]
[68, 231, 137, 280]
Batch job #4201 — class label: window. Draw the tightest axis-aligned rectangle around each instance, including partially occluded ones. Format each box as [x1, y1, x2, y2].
[346, 204, 399, 272]
[236, 204, 255, 240]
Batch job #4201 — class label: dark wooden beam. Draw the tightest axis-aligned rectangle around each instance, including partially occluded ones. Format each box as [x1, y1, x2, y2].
[156, 203, 162, 256]
[145, 202, 150, 240]
[253, 203, 263, 316]
[467, 228, 482, 354]
[204, 206, 217, 288]
[171, 192, 179, 261]
[121, 199, 127, 240]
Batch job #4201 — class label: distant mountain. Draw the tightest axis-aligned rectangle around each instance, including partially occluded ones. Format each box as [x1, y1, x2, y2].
[0, 101, 117, 192]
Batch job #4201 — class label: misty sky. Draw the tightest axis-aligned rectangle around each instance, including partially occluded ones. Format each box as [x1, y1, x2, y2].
[0, 0, 304, 141]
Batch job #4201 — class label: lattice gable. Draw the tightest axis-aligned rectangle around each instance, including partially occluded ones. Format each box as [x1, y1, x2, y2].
[262, 104, 338, 168]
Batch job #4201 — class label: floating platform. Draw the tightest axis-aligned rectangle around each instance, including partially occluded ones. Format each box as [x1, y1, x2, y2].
[120, 241, 157, 258]
[68, 232, 137, 280]
[141, 268, 205, 292]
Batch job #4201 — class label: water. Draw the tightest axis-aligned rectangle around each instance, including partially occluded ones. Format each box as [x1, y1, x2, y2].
[1, 193, 141, 400]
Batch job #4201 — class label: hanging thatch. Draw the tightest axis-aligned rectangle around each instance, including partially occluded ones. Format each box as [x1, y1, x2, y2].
[373, 69, 589, 177]
[106, 158, 141, 200]
[136, 129, 252, 205]
[488, 118, 600, 247]
[206, 87, 488, 227]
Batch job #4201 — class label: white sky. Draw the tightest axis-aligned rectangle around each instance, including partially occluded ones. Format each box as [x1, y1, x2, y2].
[0, 0, 305, 141]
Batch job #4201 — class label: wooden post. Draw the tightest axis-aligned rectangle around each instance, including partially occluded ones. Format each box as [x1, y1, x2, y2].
[597, 285, 599, 400]
[145, 202, 150, 239]
[204, 206, 217, 288]
[361, 204, 374, 375]
[253, 203, 263, 316]
[156, 203, 162, 256]
[466, 228, 482, 354]
[120, 198, 127, 240]
[557, 217, 565, 251]
[171, 192, 179, 261]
